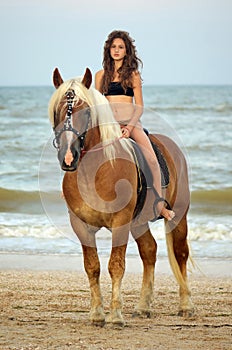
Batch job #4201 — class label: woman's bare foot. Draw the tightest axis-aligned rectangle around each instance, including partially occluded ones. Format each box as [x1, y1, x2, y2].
[154, 198, 175, 222]
[160, 207, 175, 221]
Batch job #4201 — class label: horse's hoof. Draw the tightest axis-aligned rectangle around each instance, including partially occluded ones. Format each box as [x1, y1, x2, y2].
[178, 309, 195, 318]
[106, 312, 125, 328]
[90, 308, 105, 326]
[132, 309, 152, 318]
[112, 321, 125, 329]
[91, 320, 105, 327]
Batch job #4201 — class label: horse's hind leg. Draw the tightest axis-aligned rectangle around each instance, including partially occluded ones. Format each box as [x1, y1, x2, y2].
[131, 224, 157, 317]
[166, 216, 194, 317]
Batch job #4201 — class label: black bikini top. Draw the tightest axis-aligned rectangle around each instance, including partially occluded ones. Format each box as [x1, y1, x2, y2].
[104, 82, 134, 97]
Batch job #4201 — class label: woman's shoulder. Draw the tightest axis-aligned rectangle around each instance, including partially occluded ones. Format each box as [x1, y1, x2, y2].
[95, 69, 104, 91]
[95, 69, 104, 79]
[132, 70, 141, 79]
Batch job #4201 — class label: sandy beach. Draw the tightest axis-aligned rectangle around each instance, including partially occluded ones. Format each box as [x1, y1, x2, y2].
[0, 254, 231, 350]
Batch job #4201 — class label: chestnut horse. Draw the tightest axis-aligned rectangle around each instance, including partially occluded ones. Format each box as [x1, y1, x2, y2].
[48, 67, 194, 326]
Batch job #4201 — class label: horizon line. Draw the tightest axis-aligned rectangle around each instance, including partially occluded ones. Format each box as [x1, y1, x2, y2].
[0, 83, 232, 88]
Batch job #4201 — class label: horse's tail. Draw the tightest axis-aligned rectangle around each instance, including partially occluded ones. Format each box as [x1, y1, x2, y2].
[148, 132, 194, 292]
[165, 231, 191, 293]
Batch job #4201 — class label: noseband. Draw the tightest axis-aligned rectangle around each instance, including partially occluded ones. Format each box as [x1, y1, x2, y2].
[53, 89, 89, 150]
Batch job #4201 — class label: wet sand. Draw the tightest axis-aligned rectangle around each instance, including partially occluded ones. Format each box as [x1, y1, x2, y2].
[0, 254, 231, 350]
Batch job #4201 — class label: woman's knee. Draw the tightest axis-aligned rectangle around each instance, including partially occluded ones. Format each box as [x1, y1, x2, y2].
[131, 127, 150, 146]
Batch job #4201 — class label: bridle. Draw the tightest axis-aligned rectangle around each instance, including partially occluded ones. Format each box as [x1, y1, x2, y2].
[52, 88, 123, 159]
[52, 89, 90, 150]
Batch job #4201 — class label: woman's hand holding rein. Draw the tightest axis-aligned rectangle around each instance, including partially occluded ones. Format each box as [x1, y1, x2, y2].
[121, 126, 131, 138]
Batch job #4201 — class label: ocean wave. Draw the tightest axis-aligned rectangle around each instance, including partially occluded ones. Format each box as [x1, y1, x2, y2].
[0, 188, 41, 214]
[0, 218, 231, 257]
[190, 188, 232, 204]
[150, 103, 232, 114]
[154, 106, 206, 112]
[214, 103, 232, 113]
[187, 220, 232, 241]
[0, 187, 60, 214]
[0, 220, 231, 242]
[0, 187, 39, 200]
[0, 224, 63, 238]
[1, 187, 231, 216]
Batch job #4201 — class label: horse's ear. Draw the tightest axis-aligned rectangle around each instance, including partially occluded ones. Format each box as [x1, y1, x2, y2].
[82, 68, 92, 89]
[53, 68, 64, 89]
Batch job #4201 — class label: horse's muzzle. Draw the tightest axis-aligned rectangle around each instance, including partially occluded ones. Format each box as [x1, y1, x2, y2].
[61, 162, 78, 172]
[58, 148, 79, 172]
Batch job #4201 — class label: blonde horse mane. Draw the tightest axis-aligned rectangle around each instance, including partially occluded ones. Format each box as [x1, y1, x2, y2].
[48, 76, 133, 161]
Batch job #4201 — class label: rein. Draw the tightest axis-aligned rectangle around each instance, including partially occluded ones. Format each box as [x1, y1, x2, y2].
[80, 136, 123, 158]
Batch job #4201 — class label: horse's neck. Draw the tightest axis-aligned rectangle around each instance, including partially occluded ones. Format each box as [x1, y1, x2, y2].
[84, 126, 101, 151]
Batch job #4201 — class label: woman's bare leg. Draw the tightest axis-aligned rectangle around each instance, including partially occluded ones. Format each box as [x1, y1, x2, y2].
[130, 124, 175, 221]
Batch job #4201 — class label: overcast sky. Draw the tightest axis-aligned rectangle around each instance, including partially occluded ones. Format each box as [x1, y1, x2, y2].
[0, 0, 231, 86]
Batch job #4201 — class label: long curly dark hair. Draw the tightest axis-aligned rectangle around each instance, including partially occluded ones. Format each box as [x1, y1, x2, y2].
[101, 30, 143, 94]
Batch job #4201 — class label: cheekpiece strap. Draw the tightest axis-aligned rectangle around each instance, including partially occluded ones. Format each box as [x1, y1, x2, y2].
[52, 89, 83, 150]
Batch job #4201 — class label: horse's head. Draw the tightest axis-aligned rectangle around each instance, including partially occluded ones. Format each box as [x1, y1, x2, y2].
[50, 68, 92, 171]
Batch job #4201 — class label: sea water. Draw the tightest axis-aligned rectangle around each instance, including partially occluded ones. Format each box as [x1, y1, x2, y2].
[0, 85, 231, 259]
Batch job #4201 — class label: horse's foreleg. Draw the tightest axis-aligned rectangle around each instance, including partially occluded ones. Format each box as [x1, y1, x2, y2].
[69, 212, 105, 324]
[131, 226, 157, 317]
[166, 217, 194, 317]
[82, 245, 105, 325]
[108, 243, 127, 327]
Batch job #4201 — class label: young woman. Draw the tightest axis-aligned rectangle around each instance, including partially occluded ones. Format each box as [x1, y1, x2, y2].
[95, 30, 175, 221]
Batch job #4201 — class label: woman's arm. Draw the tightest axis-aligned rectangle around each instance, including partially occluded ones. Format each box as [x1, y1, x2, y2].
[127, 72, 144, 132]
